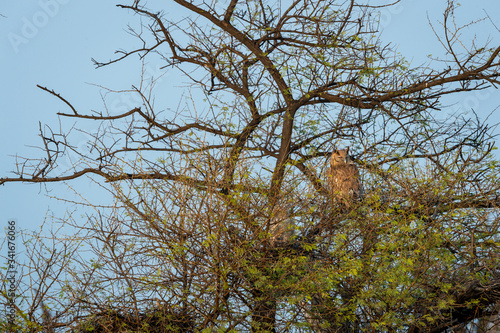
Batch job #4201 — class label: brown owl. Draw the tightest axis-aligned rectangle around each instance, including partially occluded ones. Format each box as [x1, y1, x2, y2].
[326, 147, 361, 208]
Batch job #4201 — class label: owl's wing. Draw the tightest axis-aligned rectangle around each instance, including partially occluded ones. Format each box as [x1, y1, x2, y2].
[346, 163, 361, 199]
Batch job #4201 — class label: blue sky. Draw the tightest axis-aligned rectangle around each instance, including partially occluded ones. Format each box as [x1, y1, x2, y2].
[0, 1, 166, 238]
[1, 0, 499, 237]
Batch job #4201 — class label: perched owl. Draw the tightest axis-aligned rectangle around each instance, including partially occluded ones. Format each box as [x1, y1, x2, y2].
[326, 148, 361, 208]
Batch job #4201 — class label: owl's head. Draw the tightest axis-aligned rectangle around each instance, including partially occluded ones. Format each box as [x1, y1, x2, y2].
[330, 148, 350, 166]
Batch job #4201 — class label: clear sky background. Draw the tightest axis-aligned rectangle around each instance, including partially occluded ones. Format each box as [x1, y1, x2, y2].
[1, 0, 499, 240]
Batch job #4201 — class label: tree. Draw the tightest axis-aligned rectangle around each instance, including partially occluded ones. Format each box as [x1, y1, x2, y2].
[2, 0, 500, 331]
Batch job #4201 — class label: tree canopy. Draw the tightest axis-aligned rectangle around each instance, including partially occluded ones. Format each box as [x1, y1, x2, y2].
[2, 0, 500, 332]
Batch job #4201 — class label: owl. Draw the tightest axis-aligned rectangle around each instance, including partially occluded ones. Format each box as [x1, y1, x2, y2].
[326, 148, 361, 208]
